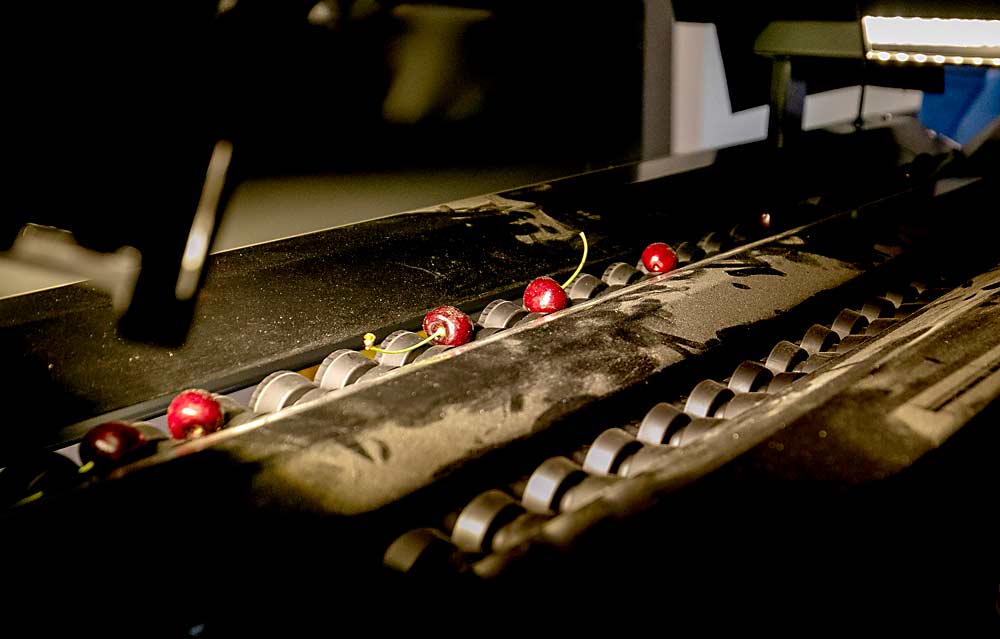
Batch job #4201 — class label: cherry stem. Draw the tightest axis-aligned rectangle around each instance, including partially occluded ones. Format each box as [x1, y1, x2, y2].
[13, 491, 44, 507]
[560, 232, 588, 289]
[365, 328, 445, 354]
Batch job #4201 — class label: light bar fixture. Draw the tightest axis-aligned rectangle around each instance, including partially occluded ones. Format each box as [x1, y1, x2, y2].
[862, 16, 1000, 66]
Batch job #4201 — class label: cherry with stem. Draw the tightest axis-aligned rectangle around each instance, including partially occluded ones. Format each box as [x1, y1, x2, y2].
[364, 305, 474, 355]
[523, 231, 588, 314]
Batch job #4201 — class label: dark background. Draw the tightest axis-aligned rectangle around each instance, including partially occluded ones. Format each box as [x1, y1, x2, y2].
[4, 1, 647, 251]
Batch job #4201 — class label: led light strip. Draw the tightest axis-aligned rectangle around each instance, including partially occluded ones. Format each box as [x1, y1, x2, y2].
[863, 16, 1000, 61]
[866, 49, 1000, 66]
[863, 16, 1000, 48]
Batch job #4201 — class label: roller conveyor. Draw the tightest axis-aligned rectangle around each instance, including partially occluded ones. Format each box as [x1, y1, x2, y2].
[2, 118, 998, 634]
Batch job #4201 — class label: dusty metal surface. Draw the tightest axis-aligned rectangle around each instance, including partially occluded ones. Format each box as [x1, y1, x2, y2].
[0, 150, 747, 457]
[140, 219, 887, 514]
[0, 118, 942, 458]
[0, 198, 629, 454]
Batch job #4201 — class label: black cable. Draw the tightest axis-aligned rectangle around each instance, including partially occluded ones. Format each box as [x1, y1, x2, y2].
[854, 1, 866, 129]
[855, 83, 867, 129]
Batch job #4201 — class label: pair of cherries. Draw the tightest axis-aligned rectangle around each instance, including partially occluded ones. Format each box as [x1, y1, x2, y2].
[414, 267, 577, 349]
[11, 390, 223, 505]
[524, 240, 677, 312]
[80, 389, 226, 471]
[367, 236, 679, 353]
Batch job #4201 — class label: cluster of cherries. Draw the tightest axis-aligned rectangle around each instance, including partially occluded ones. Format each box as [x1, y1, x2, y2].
[23, 236, 680, 500]
[363, 235, 678, 356]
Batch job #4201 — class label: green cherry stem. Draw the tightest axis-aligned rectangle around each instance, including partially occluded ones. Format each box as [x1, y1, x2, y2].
[364, 328, 446, 354]
[13, 491, 44, 507]
[560, 232, 589, 289]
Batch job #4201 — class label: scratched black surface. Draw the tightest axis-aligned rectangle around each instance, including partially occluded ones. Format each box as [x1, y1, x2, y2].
[0, 118, 942, 458]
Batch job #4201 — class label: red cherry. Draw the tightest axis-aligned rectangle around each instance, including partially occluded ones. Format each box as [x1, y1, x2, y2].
[422, 305, 473, 346]
[167, 389, 224, 440]
[523, 276, 568, 314]
[641, 242, 678, 273]
[79, 422, 148, 467]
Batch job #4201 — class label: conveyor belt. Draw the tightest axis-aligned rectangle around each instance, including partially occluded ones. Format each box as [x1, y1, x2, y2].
[384, 272, 962, 573]
[3, 121, 997, 635]
[1, 118, 951, 457]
